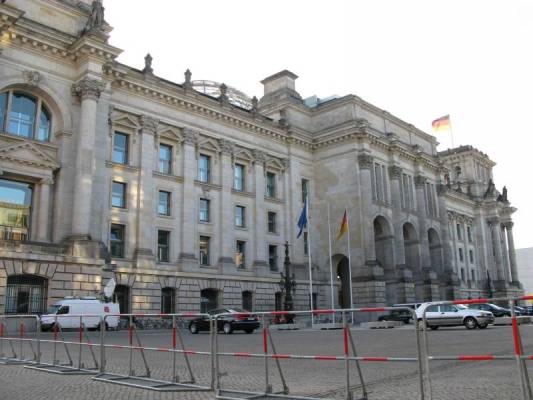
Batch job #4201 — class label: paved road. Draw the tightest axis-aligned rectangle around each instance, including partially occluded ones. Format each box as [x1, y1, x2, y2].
[1, 322, 533, 400]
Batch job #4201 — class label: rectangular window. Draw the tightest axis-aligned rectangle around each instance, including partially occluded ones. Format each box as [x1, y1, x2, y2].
[401, 173, 413, 209]
[198, 154, 210, 183]
[199, 198, 210, 222]
[372, 163, 387, 202]
[268, 245, 278, 271]
[459, 247, 464, 262]
[236, 240, 246, 268]
[461, 268, 465, 282]
[158, 191, 171, 216]
[301, 179, 309, 203]
[456, 224, 462, 240]
[157, 230, 170, 262]
[467, 226, 473, 242]
[112, 181, 126, 208]
[0, 92, 7, 130]
[235, 205, 245, 228]
[159, 144, 172, 174]
[110, 224, 125, 258]
[199, 236, 210, 266]
[469, 250, 474, 264]
[161, 288, 175, 314]
[112, 132, 129, 164]
[471, 270, 476, 282]
[425, 182, 438, 217]
[267, 211, 277, 233]
[303, 231, 308, 256]
[234, 164, 245, 191]
[266, 172, 276, 198]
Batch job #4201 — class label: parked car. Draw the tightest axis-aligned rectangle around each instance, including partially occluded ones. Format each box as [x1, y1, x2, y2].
[378, 310, 413, 324]
[415, 303, 494, 330]
[514, 306, 527, 316]
[393, 303, 423, 310]
[467, 303, 511, 317]
[189, 308, 260, 334]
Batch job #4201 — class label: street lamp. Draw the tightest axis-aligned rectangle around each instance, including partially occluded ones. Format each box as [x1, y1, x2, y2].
[278, 241, 296, 322]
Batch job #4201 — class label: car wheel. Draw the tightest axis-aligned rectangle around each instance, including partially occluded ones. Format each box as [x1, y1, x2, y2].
[478, 323, 488, 329]
[189, 322, 199, 334]
[223, 322, 233, 334]
[244, 329, 254, 334]
[430, 326, 439, 330]
[464, 317, 477, 330]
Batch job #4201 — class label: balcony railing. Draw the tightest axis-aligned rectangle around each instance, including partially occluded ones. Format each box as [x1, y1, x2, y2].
[0, 224, 29, 241]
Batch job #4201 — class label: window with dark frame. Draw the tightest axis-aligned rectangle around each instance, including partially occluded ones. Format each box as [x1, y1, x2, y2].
[0, 91, 51, 142]
[112, 132, 129, 164]
[242, 290, 253, 311]
[111, 181, 126, 208]
[268, 245, 278, 271]
[236, 240, 246, 268]
[267, 211, 276, 233]
[199, 198, 210, 222]
[110, 224, 125, 258]
[467, 226, 473, 242]
[158, 191, 171, 216]
[266, 172, 276, 198]
[161, 287, 175, 314]
[301, 178, 309, 203]
[157, 230, 170, 262]
[234, 163, 245, 191]
[235, 205, 245, 228]
[469, 249, 474, 263]
[198, 154, 210, 183]
[199, 236, 210, 266]
[159, 144, 172, 174]
[459, 247, 464, 262]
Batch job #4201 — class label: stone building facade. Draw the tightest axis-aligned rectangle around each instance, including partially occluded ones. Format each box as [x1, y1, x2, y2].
[0, 0, 522, 317]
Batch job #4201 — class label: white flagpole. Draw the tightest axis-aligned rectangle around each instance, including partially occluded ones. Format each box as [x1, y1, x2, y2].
[306, 196, 314, 325]
[346, 209, 354, 323]
[327, 204, 335, 323]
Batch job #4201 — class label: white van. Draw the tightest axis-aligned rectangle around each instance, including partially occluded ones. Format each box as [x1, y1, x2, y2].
[41, 297, 120, 331]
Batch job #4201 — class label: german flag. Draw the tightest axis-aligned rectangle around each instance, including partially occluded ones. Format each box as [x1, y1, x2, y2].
[431, 115, 451, 133]
[336, 210, 349, 241]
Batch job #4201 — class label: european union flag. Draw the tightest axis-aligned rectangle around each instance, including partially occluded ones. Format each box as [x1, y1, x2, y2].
[297, 199, 308, 239]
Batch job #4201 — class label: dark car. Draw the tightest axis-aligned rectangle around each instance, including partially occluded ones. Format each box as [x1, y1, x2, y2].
[189, 308, 260, 334]
[468, 303, 511, 317]
[378, 310, 413, 324]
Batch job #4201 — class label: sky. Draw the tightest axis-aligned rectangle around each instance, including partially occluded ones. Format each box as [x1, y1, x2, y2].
[105, 0, 533, 249]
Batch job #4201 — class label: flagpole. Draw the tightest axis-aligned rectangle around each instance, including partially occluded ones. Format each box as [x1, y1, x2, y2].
[327, 204, 335, 323]
[306, 196, 314, 326]
[346, 209, 354, 323]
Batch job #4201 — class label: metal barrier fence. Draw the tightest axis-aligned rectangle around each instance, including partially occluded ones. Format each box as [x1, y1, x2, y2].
[0, 315, 40, 365]
[92, 312, 214, 392]
[421, 295, 533, 400]
[26, 314, 102, 374]
[214, 307, 424, 400]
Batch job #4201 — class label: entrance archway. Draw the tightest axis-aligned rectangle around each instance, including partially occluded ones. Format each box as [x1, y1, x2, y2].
[114, 285, 130, 314]
[428, 228, 443, 274]
[336, 256, 351, 309]
[374, 216, 395, 304]
[200, 288, 219, 313]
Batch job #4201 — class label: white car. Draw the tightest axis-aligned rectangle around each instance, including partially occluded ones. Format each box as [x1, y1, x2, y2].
[415, 303, 494, 330]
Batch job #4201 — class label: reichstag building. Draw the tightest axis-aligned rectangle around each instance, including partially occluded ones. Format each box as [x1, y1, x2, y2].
[0, 0, 523, 316]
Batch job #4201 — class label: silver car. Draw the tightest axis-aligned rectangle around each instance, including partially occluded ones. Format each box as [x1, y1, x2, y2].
[416, 303, 494, 330]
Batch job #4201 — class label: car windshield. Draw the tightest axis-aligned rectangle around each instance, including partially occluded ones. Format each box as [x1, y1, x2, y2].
[456, 304, 468, 310]
[46, 304, 61, 314]
[227, 308, 246, 313]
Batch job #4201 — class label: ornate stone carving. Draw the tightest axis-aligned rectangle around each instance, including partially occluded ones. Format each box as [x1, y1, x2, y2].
[71, 78, 105, 101]
[484, 179, 496, 198]
[252, 149, 266, 165]
[142, 53, 153, 75]
[218, 138, 235, 155]
[503, 221, 514, 230]
[140, 115, 159, 135]
[23, 70, 41, 86]
[357, 154, 373, 170]
[183, 69, 192, 88]
[82, 0, 106, 36]
[280, 158, 290, 170]
[487, 217, 500, 227]
[388, 165, 402, 180]
[414, 175, 427, 188]
[40, 177, 54, 185]
[251, 96, 258, 113]
[219, 83, 228, 104]
[183, 129, 199, 145]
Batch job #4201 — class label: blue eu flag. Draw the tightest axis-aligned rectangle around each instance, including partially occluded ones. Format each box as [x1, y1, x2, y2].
[297, 199, 308, 239]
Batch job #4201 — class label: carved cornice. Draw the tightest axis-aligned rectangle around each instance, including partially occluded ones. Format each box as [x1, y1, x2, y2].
[388, 165, 402, 180]
[139, 115, 159, 135]
[183, 129, 199, 145]
[252, 149, 267, 165]
[71, 78, 105, 101]
[502, 221, 514, 230]
[40, 177, 54, 185]
[22, 70, 41, 86]
[218, 138, 235, 155]
[357, 154, 373, 170]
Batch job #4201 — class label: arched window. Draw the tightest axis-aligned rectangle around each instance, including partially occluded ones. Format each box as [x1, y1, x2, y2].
[0, 91, 51, 141]
[113, 285, 130, 314]
[5, 275, 48, 315]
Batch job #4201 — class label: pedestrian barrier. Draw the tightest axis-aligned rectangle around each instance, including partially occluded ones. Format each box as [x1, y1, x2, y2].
[92, 312, 214, 392]
[420, 295, 533, 400]
[214, 307, 425, 400]
[25, 314, 101, 374]
[0, 315, 40, 365]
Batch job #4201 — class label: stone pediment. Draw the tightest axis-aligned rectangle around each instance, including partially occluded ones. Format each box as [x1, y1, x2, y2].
[0, 141, 60, 170]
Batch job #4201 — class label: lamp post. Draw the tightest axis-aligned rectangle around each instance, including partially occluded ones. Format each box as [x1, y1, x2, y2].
[279, 241, 296, 320]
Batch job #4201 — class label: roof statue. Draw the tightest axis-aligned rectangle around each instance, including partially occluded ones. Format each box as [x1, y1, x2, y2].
[83, 0, 106, 36]
[143, 53, 153, 75]
[484, 179, 496, 198]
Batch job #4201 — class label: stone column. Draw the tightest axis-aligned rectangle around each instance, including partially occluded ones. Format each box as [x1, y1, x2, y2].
[414, 175, 430, 268]
[218, 139, 235, 272]
[504, 222, 519, 284]
[358, 153, 376, 263]
[180, 130, 198, 268]
[70, 78, 105, 238]
[252, 150, 268, 273]
[500, 224, 512, 283]
[389, 165, 405, 267]
[134, 116, 158, 267]
[36, 178, 53, 242]
[488, 218, 505, 282]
